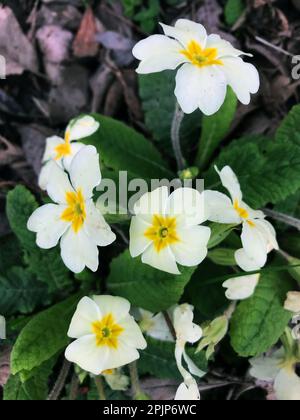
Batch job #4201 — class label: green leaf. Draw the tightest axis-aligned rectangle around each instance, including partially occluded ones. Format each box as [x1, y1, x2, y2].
[208, 223, 237, 249]
[4, 366, 50, 400]
[6, 186, 71, 292]
[0, 234, 22, 276]
[139, 337, 207, 380]
[196, 87, 237, 169]
[224, 0, 246, 26]
[11, 294, 81, 375]
[205, 135, 300, 208]
[6, 185, 38, 251]
[107, 250, 196, 312]
[0, 267, 48, 316]
[82, 114, 173, 180]
[275, 104, 300, 146]
[208, 248, 237, 266]
[230, 271, 294, 357]
[139, 71, 201, 158]
[183, 261, 230, 320]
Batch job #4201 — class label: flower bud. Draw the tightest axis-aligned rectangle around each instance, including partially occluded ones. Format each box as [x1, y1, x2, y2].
[196, 315, 228, 359]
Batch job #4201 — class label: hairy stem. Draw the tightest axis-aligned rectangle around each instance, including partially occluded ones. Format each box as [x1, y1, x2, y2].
[171, 103, 186, 171]
[263, 208, 300, 231]
[129, 361, 142, 399]
[94, 376, 106, 400]
[47, 360, 71, 401]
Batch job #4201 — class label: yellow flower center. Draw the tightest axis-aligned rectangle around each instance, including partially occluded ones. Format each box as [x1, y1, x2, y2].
[181, 40, 223, 68]
[144, 214, 180, 253]
[233, 200, 256, 227]
[92, 313, 124, 349]
[61, 189, 86, 233]
[54, 129, 72, 160]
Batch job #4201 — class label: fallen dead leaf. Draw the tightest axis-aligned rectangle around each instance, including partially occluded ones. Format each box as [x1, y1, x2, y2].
[0, 5, 38, 76]
[73, 7, 101, 58]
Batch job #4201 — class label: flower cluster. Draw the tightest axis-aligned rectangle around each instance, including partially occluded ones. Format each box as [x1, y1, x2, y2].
[23, 19, 297, 401]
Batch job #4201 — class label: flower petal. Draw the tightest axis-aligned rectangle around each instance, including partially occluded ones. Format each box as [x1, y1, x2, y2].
[132, 35, 185, 74]
[102, 340, 140, 370]
[69, 145, 101, 199]
[129, 215, 152, 258]
[215, 165, 243, 203]
[62, 142, 85, 172]
[166, 188, 207, 226]
[118, 315, 147, 349]
[67, 296, 101, 339]
[42, 136, 64, 162]
[221, 57, 260, 104]
[223, 274, 260, 301]
[161, 19, 207, 48]
[241, 222, 268, 268]
[84, 201, 116, 247]
[173, 304, 202, 344]
[92, 295, 130, 322]
[46, 161, 74, 204]
[171, 225, 210, 267]
[175, 381, 200, 401]
[60, 228, 99, 273]
[133, 186, 169, 223]
[65, 335, 109, 375]
[254, 219, 279, 252]
[203, 190, 240, 224]
[141, 244, 180, 275]
[274, 367, 300, 400]
[27, 203, 69, 249]
[249, 349, 284, 382]
[68, 115, 100, 141]
[175, 63, 227, 115]
[206, 34, 250, 58]
[235, 248, 263, 271]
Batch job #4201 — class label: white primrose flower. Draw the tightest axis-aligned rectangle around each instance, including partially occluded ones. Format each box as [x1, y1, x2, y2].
[173, 304, 205, 400]
[102, 368, 130, 391]
[28, 146, 116, 273]
[129, 186, 211, 275]
[136, 309, 174, 342]
[284, 292, 300, 314]
[65, 296, 147, 375]
[132, 19, 259, 116]
[250, 349, 300, 401]
[0, 315, 6, 339]
[39, 115, 100, 189]
[204, 166, 279, 271]
[223, 274, 260, 301]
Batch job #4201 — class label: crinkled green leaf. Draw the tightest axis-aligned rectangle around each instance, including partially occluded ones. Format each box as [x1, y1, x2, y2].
[11, 294, 81, 375]
[230, 271, 294, 357]
[107, 250, 196, 312]
[0, 267, 47, 316]
[224, 0, 246, 25]
[276, 104, 300, 146]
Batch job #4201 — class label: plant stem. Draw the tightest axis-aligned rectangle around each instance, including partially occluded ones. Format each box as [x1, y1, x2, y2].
[129, 361, 142, 399]
[94, 376, 106, 400]
[163, 310, 176, 340]
[69, 374, 79, 401]
[263, 208, 300, 231]
[47, 360, 71, 401]
[171, 103, 186, 171]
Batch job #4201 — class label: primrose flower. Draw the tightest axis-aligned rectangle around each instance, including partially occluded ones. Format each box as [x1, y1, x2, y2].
[137, 309, 174, 342]
[0, 315, 5, 339]
[39, 115, 100, 189]
[102, 369, 130, 391]
[28, 146, 116, 273]
[250, 348, 300, 401]
[65, 296, 147, 375]
[173, 304, 205, 400]
[132, 19, 259, 116]
[129, 186, 211, 275]
[223, 274, 260, 301]
[204, 166, 278, 271]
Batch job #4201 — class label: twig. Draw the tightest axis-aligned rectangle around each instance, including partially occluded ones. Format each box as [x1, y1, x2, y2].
[113, 225, 129, 245]
[255, 36, 294, 58]
[129, 361, 143, 399]
[69, 373, 79, 401]
[94, 376, 106, 400]
[47, 360, 71, 401]
[171, 103, 186, 171]
[263, 208, 300, 231]
[163, 311, 176, 340]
